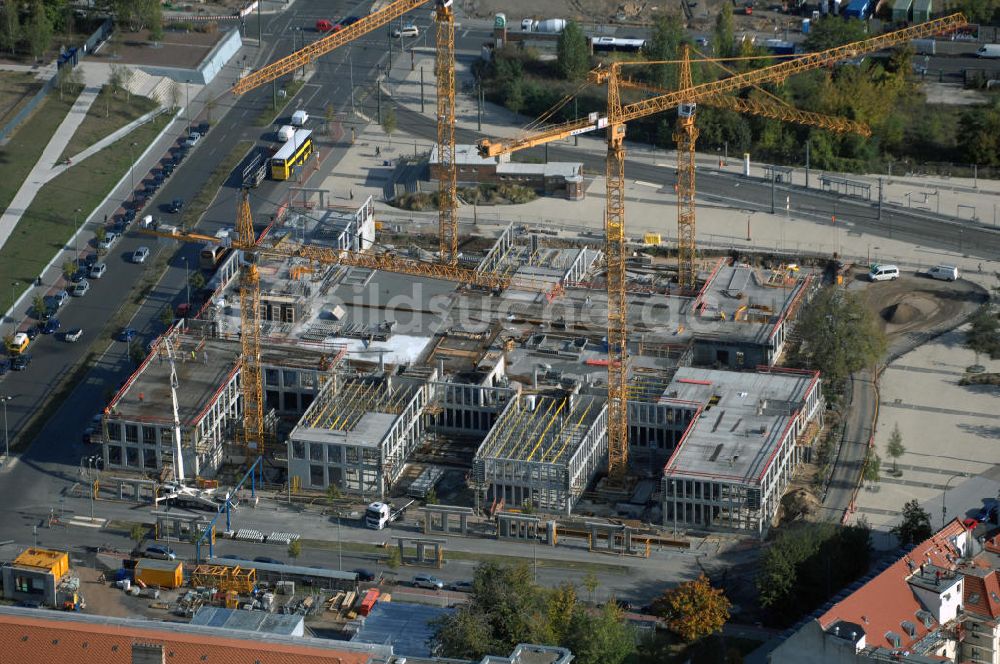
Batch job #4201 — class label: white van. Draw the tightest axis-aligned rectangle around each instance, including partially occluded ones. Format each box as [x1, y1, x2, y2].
[926, 264, 959, 281]
[977, 44, 1000, 58]
[869, 264, 900, 281]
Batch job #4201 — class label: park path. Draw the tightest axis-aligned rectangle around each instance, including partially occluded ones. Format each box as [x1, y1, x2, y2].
[0, 64, 108, 251]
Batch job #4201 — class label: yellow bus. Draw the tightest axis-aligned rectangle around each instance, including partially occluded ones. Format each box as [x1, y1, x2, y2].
[271, 128, 314, 180]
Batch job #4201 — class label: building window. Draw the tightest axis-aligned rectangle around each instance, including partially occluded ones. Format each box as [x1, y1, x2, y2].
[265, 390, 279, 411]
[310, 443, 323, 462]
[125, 447, 139, 467]
[327, 444, 342, 463]
[283, 391, 299, 412]
[283, 370, 298, 387]
[292, 441, 305, 459]
[264, 368, 279, 386]
[310, 465, 325, 487]
[346, 446, 359, 464]
[363, 448, 378, 464]
[143, 449, 158, 469]
[125, 424, 138, 444]
[107, 422, 122, 441]
[108, 446, 122, 465]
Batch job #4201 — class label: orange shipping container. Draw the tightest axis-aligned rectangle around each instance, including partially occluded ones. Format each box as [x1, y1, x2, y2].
[135, 559, 183, 589]
[359, 588, 380, 616]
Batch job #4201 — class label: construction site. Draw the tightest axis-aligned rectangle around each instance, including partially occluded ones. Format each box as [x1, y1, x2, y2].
[93, 9, 969, 537]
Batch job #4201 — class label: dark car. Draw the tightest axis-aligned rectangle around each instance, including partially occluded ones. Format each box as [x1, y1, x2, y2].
[978, 502, 998, 524]
[0, 358, 9, 375]
[11, 353, 32, 371]
[70, 268, 88, 283]
[253, 556, 284, 565]
[450, 580, 473, 592]
[25, 327, 39, 340]
[341, 15, 361, 26]
[83, 253, 99, 268]
[118, 327, 137, 342]
[42, 318, 61, 334]
[169, 198, 184, 213]
[162, 161, 175, 175]
[353, 568, 376, 582]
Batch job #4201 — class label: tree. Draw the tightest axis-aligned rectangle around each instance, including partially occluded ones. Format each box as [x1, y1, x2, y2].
[386, 546, 401, 569]
[159, 305, 174, 327]
[556, 21, 589, 81]
[582, 571, 599, 603]
[147, 2, 163, 41]
[506, 79, 525, 117]
[325, 102, 336, 138]
[643, 13, 684, 90]
[965, 304, 1000, 362]
[651, 574, 731, 642]
[57, 63, 82, 101]
[892, 500, 932, 546]
[205, 97, 216, 124]
[885, 423, 905, 474]
[95, 225, 107, 243]
[32, 293, 46, 319]
[564, 602, 635, 664]
[425, 487, 439, 505]
[287, 539, 302, 561]
[862, 447, 881, 486]
[326, 483, 342, 505]
[713, 2, 734, 58]
[803, 16, 868, 51]
[169, 81, 182, 112]
[25, 0, 51, 61]
[381, 105, 397, 147]
[188, 270, 206, 291]
[62, 259, 76, 280]
[128, 341, 147, 366]
[129, 523, 146, 547]
[547, 583, 578, 643]
[788, 287, 886, 387]
[0, 3, 21, 56]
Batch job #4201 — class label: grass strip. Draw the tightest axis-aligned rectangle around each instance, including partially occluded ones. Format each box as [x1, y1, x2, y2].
[297, 538, 630, 574]
[0, 113, 167, 312]
[181, 140, 254, 229]
[254, 79, 305, 127]
[0, 71, 43, 127]
[59, 87, 158, 161]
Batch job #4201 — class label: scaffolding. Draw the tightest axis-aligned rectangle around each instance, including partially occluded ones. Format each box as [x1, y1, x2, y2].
[189, 564, 257, 594]
[306, 375, 416, 430]
[473, 392, 608, 515]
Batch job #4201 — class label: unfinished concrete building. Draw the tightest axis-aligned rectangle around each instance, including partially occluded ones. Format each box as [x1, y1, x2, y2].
[472, 390, 608, 515]
[287, 374, 429, 497]
[662, 367, 823, 538]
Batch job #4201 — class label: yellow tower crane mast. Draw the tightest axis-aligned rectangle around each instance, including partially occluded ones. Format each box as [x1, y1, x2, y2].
[229, 0, 459, 265]
[476, 14, 967, 479]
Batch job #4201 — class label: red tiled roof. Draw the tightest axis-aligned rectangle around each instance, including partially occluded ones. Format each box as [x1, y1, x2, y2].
[964, 570, 1000, 620]
[0, 610, 375, 664]
[818, 519, 968, 652]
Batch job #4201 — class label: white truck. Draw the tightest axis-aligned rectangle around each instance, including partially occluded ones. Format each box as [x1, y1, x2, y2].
[291, 109, 309, 126]
[521, 18, 567, 33]
[364, 500, 415, 529]
[277, 125, 295, 142]
[977, 44, 1000, 58]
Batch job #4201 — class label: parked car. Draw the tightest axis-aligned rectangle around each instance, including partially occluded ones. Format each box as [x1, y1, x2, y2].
[169, 199, 184, 213]
[450, 580, 473, 592]
[341, 15, 361, 26]
[185, 132, 202, 148]
[99, 232, 119, 251]
[118, 327, 137, 342]
[393, 23, 419, 38]
[412, 574, 444, 590]
[83, 253, 99, 268]
[64, 328, 84, 342]
[70, 268, 88, 283]
[89, 263, 107, 279]
[11, 353, 31, 371]
[132, 246, 150, 264]
[353, 568, 377, 582]
[41, 318, 61, 334]
[52, 289, 69, 308]
[0, 358, 9, 375]
[143, 544, 176, 560]
[71, 280, 90, 297]
[978, 502, 998, 524]
[926, 264, 959, 281]
[253, 556, 284, 565]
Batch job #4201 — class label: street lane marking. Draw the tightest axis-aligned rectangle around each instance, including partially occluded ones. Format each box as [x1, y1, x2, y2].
[634, 180, 659, 188]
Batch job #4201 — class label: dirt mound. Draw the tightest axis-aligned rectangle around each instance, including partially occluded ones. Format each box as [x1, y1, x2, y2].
[882, 301, 921, 325]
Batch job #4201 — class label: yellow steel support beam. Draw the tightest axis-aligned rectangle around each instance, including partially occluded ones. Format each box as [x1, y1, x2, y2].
[674, 45, 699, 291]
[435, 4, 458, 265]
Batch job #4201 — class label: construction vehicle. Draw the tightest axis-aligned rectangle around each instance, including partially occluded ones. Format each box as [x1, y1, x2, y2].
[476, 14, 968, 479]
[364, 499, 415, 529]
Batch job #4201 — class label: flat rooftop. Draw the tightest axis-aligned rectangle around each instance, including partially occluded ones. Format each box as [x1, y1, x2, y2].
[662, 367, 818, 485]
[109, 337, 240, 425]
[191, 606, 303, 636]
[291, 375, 423, 447]
[477, 392, 606, 465]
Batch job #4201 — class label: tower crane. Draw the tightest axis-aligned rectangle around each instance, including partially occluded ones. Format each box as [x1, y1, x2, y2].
[228, 0, 459, 266]
[476, 14, 967, 479]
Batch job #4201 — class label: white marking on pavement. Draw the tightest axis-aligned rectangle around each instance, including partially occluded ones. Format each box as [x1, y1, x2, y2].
[634, 181, 660, 188]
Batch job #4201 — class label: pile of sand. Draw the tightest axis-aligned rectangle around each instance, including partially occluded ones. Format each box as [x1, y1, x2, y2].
[882, 301, 921, 325]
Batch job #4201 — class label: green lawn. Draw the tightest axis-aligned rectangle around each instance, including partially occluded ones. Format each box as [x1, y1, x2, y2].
[0, 113, 168, 314]
[59, 86, 159, 162]
[0, 83, 82, 216]
[0, 71, 43, 128]
[255, 79, 305, 127]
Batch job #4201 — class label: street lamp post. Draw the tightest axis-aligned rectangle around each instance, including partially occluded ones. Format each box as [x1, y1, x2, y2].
[182, 257, 190, 307]
[1, 395, 12, 462]
[129, 141, 137, 197]
[943, 473, 966, 529]
[185, 80, 191, 122]
[74, 207, 83, 257]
